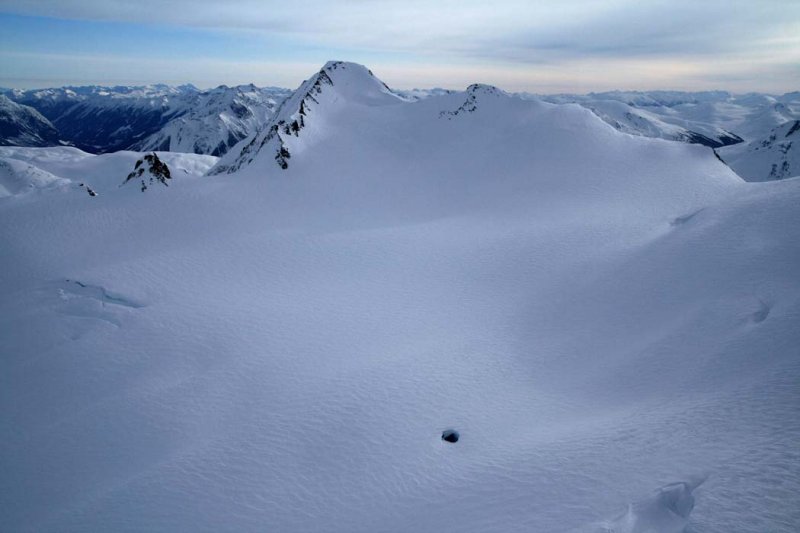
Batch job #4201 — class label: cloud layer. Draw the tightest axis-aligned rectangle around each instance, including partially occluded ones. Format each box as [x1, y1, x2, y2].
[0, 1, 798, 92]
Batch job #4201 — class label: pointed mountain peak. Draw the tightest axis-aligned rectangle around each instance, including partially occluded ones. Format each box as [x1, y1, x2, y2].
[210, 61, 407, 175]
[298, 60, 403, 106]
[320, 60, 379, 80]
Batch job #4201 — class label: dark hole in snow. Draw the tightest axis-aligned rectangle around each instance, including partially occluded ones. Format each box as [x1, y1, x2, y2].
[752, 300, 770, 323]
[442, 429, 459, 443]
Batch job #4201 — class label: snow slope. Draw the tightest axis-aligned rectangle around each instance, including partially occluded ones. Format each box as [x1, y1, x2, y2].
[133, 85, 290, 156]
[0, 95, 60, 147]
[535, 90, 800, 182]
[0, 146, 217, 194]
[580, 99, 742, 148]
[719, 120, 800, 181]
[538, 90, 800, 150]
[536, 93, 743, 148]
[0, 156, 69, 197]
[211, 61, 406, 174]
[1, 62, 799, 533]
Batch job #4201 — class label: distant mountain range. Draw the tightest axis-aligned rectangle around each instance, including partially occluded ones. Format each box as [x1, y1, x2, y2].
[1, 84, 290, 156]
[1, 81, 798, 181]
[0, 94, 61, 147]
[534, 90, 800, 181]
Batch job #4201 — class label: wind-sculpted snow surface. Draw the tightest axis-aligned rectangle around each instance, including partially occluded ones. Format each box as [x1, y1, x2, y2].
[576, 478, 705, 533]
[1, 63, 799, 533]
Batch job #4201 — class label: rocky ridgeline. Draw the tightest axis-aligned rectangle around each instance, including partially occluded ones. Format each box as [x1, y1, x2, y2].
[210, 61, 401, 175]
[211, 65, 338, 174]
[439, 84, 505, 119]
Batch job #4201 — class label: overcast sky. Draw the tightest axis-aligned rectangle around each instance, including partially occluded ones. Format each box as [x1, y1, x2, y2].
[0, 0, 798, 93]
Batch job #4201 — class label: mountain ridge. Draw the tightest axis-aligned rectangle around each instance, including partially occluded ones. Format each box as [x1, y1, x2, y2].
[0, 95, 61, 147]
[209, 61, 405, 175]
[3, 84, 290, 155]
[3, 76, 798, 182]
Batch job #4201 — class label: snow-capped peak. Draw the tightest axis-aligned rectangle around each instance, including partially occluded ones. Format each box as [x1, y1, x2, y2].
[209, 61, 406, 175]
[314, 61, 405, 105]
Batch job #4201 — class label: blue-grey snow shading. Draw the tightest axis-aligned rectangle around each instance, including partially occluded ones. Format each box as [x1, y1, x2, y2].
[0, 62, 799, 533]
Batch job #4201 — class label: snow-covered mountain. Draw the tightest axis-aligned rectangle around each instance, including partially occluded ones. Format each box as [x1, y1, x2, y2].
[5, 80, 798, 184]
[392, 88, 800, 159]
[3, 84, 290, 155]
[532, 90, 800, 181]
[5, 84, 197, 153]
[210, 61, 406, 174]
[540, 90, 800, 141]
[0, 145, 217, 197]
[719, 120, 800, 181]
[538, 92, 733, 148]
[0, 95, 60, 147]
[1, 61, 799, 532]
[565, 97, 742, 148]
[132, 84, 290, 156]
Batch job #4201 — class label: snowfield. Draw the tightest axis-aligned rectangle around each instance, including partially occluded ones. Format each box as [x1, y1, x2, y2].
[1, 62, 798, 532]
[0, 145, 217, 195]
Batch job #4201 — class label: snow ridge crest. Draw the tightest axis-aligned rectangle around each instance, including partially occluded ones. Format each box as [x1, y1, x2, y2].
[440, 83, 508, 119]
[209, 61, 403, 175]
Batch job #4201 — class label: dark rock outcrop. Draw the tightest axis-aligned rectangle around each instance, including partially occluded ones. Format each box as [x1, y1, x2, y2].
[123, 153, 172, 192]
